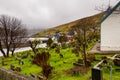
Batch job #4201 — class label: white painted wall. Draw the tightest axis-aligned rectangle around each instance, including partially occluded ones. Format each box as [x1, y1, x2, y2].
[101, 8, 120, 51]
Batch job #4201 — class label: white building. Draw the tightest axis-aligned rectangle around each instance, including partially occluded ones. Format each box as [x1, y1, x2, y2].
[101, 1, 120, 51]
[27, 37, 49, 43]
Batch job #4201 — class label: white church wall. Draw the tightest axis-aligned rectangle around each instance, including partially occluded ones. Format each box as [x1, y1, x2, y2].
[101, 10, 120, 51]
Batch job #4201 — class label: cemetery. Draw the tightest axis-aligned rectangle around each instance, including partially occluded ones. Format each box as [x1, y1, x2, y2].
[0, 45, 120, 80]
[0, 1, 119, 80]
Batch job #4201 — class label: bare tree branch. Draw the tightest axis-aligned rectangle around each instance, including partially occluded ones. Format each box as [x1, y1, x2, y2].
[0, 15, 27, 57]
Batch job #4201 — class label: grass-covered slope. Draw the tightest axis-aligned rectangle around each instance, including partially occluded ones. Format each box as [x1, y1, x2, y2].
[34, 13, 103, 37]
[0, 48, 120, 80]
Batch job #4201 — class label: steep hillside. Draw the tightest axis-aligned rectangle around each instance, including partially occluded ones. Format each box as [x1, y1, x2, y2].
[34, 13, 103, 37]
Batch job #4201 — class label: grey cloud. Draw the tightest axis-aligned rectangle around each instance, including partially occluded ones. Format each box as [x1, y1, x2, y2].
[0, 0, 119, 29]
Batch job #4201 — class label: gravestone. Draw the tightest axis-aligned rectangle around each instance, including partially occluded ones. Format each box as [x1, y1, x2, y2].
[10, 64, 15, 71]
[113, 58, 120, 66]
[18, 59, 24, 65]
[30, 73, 36, 78]
[92, 68, 103, 80]
[1, 58, 5, 66]
[73, 59, 84, 66]
[55, 46, 60, 53]
[16, 66, 22, 72]
[86, 60, 91, 67]
[77, 59, 83, 64]
[115, 68, 120, 72]
[37, 75, 44, 80]
[59, 54, 63, 58]
[1, 57, 7, 66]
[72, 70, 79, 75]
[72, 47, 79, 57]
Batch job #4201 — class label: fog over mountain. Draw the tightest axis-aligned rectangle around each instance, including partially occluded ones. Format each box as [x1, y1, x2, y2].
[27, 28, 45, 36]
[0, 0, 119, 29]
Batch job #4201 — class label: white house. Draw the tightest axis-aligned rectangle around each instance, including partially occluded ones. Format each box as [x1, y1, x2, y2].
[101, 1, 120, 51]
[27, 37, 49, 43]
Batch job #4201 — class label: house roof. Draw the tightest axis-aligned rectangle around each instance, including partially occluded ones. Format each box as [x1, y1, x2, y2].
[100, 1, 120, 23]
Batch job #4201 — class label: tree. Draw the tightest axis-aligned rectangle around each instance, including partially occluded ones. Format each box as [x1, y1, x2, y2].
[46, 38, 53, 48]
[0, 15, 27, 57]
[33, 51, 53, 78]
[95, 0, 120, 14]
[57, 33, 68, 44]
[28, 39, 52, 78]
[73, 17, 98, 66]
[28, 40, 41, 55]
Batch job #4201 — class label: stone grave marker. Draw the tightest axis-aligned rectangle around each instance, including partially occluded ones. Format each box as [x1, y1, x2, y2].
[1, 57, 5, 66]
[16, 66, 22, 72]
[92, 68, 103, 80]
[10, 64, 15, 71]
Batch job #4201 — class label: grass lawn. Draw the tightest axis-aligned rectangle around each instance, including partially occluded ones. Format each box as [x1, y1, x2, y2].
[0, 44, 120, 80]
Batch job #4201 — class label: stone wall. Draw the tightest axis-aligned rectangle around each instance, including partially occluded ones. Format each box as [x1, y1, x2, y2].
[0, 67, 36, 80]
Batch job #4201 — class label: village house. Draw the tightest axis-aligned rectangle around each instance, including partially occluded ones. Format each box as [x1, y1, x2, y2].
[52, 32, 74, 44]
[27, 37, 49, 43]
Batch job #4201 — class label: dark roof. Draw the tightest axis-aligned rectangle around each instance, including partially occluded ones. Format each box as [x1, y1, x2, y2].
[100, 1, 120, 23]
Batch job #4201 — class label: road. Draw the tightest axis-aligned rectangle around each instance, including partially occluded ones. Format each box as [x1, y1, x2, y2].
[0, 43, 47, 56]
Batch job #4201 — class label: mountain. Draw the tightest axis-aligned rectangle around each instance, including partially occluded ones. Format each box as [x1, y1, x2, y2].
[33, 13, 104, 37]
[28, 28, 45, 37]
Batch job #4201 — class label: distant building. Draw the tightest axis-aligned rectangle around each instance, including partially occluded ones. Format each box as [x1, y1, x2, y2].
[101, 1, 120, 51]
[28, 37, 49, 43]
[52, 33, 61, 43]
[51, 32, 75, 43]
[67, 31, 74, 42]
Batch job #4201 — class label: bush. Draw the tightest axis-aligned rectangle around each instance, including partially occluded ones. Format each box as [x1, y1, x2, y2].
[87, 53, 95, 61]
[33, 52, 50, 66]
[42, 65, 53, 78]
[55, 46, 60, 54]
[33, 52, 53, 78]
[113, 59, 120, 66]
[51, 43, 58, 49]
[61, 43, 68, 49]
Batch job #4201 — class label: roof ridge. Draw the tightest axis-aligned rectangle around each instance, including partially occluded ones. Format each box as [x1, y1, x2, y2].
[100, 1, 120, 23]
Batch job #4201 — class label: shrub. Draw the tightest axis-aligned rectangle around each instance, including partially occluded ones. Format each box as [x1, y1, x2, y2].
[87, 53, 95, 61]
[33, 52, 53, 78]
[51, 43, 58, 49]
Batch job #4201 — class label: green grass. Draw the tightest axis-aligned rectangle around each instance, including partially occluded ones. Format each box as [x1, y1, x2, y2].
[0, 47, 120, 80]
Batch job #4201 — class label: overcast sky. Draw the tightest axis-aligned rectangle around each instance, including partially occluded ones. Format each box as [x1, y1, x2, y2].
[0, 0, 119, 29]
